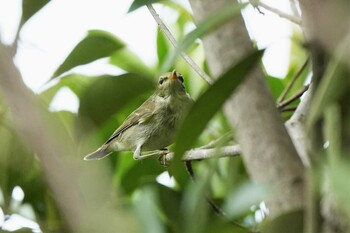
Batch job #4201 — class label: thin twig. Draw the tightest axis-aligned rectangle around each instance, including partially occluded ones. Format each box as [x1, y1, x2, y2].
[278, 57, 310, 103]
[147, 5, 213, 84]
[249, 0, 302, 25]
[281, 106, 298, 112]
[277, 84, 310, 110]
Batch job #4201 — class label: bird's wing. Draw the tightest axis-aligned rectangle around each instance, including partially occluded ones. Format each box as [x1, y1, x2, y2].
[104, 97, 156, 145]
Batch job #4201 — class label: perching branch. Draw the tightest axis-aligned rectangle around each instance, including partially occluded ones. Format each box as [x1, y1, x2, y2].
[147, 4, 213, 84]
[249, 0, 302, 25]
[146, 145, 242, 164]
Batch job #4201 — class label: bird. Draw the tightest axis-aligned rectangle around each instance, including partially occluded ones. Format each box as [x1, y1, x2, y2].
[84, 70, 193, 161]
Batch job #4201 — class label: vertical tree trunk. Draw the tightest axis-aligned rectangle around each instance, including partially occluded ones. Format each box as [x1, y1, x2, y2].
[188, 0, 305, 218]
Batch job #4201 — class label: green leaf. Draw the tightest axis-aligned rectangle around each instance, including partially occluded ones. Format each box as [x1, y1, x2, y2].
[156, 29, 170, 66]
[267, 76, 284, 100]
[78, 73, 154, 126]
[52, 30, 125, 78]
[120, 159, 164, 194]
[162, 2, 247, 72]
[306, 55, 349, 129]
[133, 186, 166, 233]
[260, 209, 304, 233]
[224, 182, 269, 218]
[128, 0, 163, 13]
[109, 47, 155, 78]
[40, 73, 95, 104]
[171, 50, 264, 171]
[20, 0, 50, 27]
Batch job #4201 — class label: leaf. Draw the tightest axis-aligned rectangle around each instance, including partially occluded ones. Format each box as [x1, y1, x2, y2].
[128, 0, 163, 13]
[120, 159, 164, 194]
[162, 2, 247, 72]
[260, 209, 304, 233]
[52, 30, 125, 78]
[40, 73, 95, 104]
[223, 182, 269, 218]
[133, 186, 166, 233]
[109, 47, 155, 78]
[171, 50, 264, 171]
[78, 73, 154, 126]
[20, 0, 50, 27]
[267, 76, 284, 100]
[156, 29, 170, 66]
[306, 55, 349, 129]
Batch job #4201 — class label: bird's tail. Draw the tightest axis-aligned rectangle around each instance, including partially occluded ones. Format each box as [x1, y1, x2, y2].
[84, 147, 112, 161]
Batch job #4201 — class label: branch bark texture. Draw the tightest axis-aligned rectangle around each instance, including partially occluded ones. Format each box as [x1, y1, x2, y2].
[188, 0, 304, 218]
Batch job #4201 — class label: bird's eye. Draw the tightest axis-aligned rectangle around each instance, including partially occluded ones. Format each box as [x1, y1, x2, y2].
[178, 75, 184, 83]
[159, 77, 166, 85]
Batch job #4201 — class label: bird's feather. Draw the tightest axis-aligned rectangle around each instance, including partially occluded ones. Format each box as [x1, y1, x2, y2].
[104, 97, 156, 145]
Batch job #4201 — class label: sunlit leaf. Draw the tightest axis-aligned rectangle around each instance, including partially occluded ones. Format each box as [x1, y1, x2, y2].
[171, 50, 264, 171]
[20, 0, 50, 27]
[162, 3, 247, 72]
[40, 73, 95, 104]
[128, 0, 163, 13]
[52, 30, 125, 78]
[109, 47, 155, 78]
[78, 73, 154, 126]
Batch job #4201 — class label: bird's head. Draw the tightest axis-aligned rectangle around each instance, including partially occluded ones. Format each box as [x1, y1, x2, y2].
[156, 70, 187, 98]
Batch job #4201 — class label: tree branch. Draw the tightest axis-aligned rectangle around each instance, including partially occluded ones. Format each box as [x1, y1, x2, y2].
[161, 145, 241, 163]
[0, 43, 136, 232]
[249, 0, 302, 25]
[285, 83, 313, 167]
[147, 4, 213, 84]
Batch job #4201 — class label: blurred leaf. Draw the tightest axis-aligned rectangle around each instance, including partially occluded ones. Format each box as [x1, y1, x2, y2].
[109, 48, 155, 78]
[120, 159, 164, 194]
[329, 158, 350, 219]
[162, 1, 192, 22]
[156, 29, 170, 66]
[133, 186, 166, 233]
[52, 30, 125, 78]
[162, 3, 247, 72]
[260, 209, 304, 233]
[172, 50, 263, 172]
[128, 0, 163, 12]
[40, 73, 95, 104]
[157, 185, 183, 232]
[267, 76, 284, 100]
[307, 50, 349, 129]
[79, 73, 154, 126]
[20, 0, 50, 27]
[223, 182, 269, 218]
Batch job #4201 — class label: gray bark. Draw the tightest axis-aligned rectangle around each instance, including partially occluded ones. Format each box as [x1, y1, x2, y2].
[188, 0, 305, 218]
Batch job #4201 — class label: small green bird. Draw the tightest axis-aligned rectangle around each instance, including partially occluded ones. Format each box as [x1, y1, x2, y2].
[84, 70, 193, 161]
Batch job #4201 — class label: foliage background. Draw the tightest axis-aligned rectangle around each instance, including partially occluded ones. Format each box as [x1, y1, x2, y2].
[1, 0, 349, 233]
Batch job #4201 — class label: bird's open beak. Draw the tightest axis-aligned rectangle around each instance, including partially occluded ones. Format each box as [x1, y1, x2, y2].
[169, 70, 178, 81]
